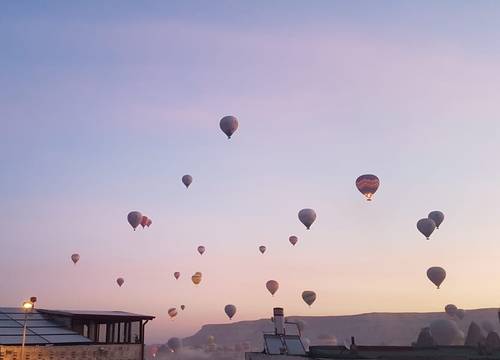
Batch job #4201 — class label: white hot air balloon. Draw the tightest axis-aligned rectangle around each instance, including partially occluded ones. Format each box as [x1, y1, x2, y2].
[298, 209, 316, 230]
[219, 115, 239, 139]
[266, 280, 279, 296]
[224, 304, 237, 320]
[71, 253, 80, 265]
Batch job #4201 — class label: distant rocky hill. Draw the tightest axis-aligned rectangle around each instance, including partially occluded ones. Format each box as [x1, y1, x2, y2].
[183, 308, 500, 350]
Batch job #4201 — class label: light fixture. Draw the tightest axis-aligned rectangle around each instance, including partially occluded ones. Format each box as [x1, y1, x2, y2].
[22, 301, 33, 310]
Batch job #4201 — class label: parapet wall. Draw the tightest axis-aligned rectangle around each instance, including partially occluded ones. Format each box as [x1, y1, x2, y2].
[0, 343, 143, 360]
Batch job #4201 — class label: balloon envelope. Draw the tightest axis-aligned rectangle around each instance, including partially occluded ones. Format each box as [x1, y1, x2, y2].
[116, 277, 124, 287]
[445, 304, 457, 317]
[220, 115, 239, 139]
[266, 280, 279, 296]
[428, 211, 445, 229]
[259, 246, 266, 254]
[192, 272, 202, 285]
[302, 291, 317, 307]
[182, 175, 193, 188]
[197, 246, 205, 255]
[429, 319, 463, 345]
[71, 253, 80, 264]
[167, 337, 182, 352]
[174, 272, 180, 280]
[224, 304, 237, 319]
[298, 209, 316, 230]
[127, 211, 142, 230]
[417, 218, 436, 239]
[289, 236, 298, 246]
[168, 308, 178, 319]
[427, 267, 446, 288]
[180, 305, 185, 311]
[146, 218, 152, 227]
[355, 174, 380, 201]
[140, 215, 149, 229]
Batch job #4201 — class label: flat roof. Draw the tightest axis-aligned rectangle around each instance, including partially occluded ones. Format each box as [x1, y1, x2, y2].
[37, 309, 155, 322]
[0, 307, 92, 345]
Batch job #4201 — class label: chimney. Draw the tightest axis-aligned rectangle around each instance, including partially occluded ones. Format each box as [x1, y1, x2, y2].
[273, 307, 285, 335]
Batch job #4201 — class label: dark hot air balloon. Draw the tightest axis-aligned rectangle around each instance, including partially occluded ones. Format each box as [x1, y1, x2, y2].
[355, 174, 380, 201]
[417, 218, 436, 240]
[219, 116, 239, 139]
[427, 267, 446, 289]
[127, 211, 142, 231]
[298, 209, 316, 230]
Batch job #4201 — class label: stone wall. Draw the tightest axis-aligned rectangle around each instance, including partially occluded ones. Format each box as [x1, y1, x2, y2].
[0, 344, 143, 360]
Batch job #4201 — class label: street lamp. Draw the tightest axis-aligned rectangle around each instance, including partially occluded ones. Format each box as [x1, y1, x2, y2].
[20, 300, 33, 360]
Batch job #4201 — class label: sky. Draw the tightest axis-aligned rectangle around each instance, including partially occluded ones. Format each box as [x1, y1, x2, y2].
[2, 0, 500, 344]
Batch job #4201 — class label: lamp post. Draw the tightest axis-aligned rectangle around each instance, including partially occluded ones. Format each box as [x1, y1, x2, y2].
[20, 300, 33, 360]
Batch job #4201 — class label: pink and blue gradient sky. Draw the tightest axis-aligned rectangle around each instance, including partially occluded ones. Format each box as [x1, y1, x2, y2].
[2, 1, 500, 343]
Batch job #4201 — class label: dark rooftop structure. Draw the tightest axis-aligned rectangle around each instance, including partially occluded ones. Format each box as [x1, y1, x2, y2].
[0, 307, 154, 346]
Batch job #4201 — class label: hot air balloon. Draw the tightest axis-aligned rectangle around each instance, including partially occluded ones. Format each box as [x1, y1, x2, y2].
[116, 277, 124, 287]
[197, 246, 205, 255]
[259, 246, 266, 254]
[219, 115, 239, 139]
[224, 304, 237, 320]
[140, 215, 149, 229]
[174, 272, 180, 280]
[192, 272, 202, 285]
[127, 211, 142, 231]
[168, 308, 178, 319]
[427, 267, 446, 289]
[445, 304, 458, 317]
[417, 218, 436, 240]
[302, 291, 317, 307]
[429, 319, 464, 345]
[146, 218, 152, 227]
[289, 236, 298, 246]
[355, 174, 380, 201]
[167, 337, 182, 352]
[298, 209, 316, 230]
[180, 305, 185, 311]
[456, 309, 465, 320]
[71, 253, 80, 265]
[266, 280, 279, 296]
[182, 175, 193, 188]
[428, 211, 445, 229]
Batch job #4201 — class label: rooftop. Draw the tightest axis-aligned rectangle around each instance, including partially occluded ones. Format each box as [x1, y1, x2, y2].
[0, 307, 154, 346]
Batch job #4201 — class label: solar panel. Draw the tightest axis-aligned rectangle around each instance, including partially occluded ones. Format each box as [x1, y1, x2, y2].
[283, 335, 306, 355]
[30, 327, 78, 335]
[0, 320, 23, 328]
[0, 335, 48, 345]
[42, 334, 92, 343]
[264, 335, 285, 355]
[7, 313, 46, 320]
[0, 328, 34, 335]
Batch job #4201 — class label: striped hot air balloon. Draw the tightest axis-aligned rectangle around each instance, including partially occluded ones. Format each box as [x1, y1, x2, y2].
[355, 174, 380, 201]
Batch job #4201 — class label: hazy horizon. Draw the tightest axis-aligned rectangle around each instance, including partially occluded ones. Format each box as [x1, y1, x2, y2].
[2, 1, 500, 344]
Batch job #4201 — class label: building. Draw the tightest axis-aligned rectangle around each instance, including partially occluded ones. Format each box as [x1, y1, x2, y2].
[0, 307, 154, 360]
[245, 308, 500, 360]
